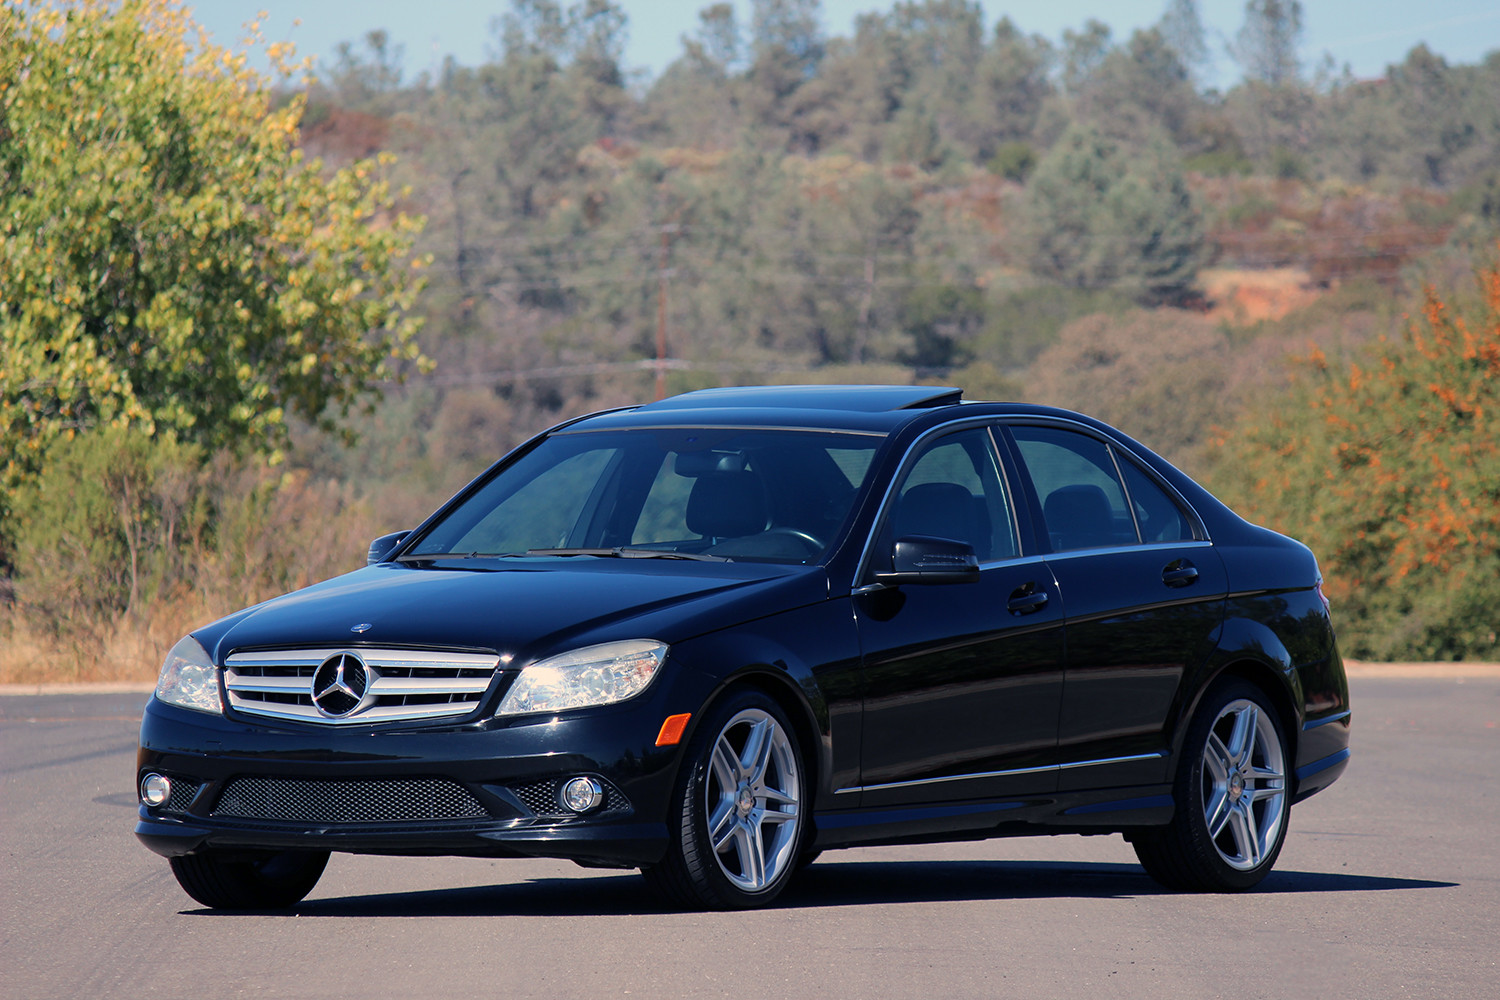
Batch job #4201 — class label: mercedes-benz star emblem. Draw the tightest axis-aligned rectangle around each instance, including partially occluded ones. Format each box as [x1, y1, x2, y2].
[311, 652, 371, 718]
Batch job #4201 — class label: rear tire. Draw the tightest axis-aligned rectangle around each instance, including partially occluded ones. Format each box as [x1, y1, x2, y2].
[1133, 678, 1290, 892]
[169, 850, 329, 909]
[643, 690, 807, 910]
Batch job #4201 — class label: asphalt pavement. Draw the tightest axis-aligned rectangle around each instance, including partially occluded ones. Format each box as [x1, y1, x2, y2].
[2, 674, 1496, 1000]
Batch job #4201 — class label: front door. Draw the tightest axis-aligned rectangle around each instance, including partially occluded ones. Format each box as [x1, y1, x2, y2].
[853, 426, 1065, 809]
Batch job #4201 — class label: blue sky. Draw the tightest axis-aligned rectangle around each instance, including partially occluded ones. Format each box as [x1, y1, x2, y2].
[186, 0, 1500, 90]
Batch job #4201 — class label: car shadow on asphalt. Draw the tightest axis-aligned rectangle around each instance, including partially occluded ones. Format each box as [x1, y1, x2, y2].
[180, 859, 1457, 918]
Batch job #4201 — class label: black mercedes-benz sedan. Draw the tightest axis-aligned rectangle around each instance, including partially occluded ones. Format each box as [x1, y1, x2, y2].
[136, 384, 1350, 910]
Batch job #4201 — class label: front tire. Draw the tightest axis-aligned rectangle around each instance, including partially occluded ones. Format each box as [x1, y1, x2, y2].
[1133, 678, 1290, 892]
[169, 850, 329, 910]
[644, 690, 807, 909]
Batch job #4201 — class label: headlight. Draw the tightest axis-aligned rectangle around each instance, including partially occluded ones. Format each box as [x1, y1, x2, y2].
[154, 636, 223, 714]
[497, 639, 667, 716]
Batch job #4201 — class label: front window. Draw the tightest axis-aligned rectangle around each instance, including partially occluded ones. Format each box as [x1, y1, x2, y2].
[872, 426, 1020, 569]
[404, 428, 881, 564]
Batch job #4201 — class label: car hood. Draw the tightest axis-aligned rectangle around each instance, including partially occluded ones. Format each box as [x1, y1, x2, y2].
[206, 559, 826, 663]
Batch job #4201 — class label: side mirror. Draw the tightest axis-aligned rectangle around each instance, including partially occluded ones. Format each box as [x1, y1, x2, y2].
[874, 535, 980, 586]
[367, 530, 412, 565]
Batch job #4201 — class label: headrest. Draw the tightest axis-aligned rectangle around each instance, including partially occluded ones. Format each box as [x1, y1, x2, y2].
[1043, 484, 1116, 550]
[686, 472, 769, 538]
[894, 482, 980, 546]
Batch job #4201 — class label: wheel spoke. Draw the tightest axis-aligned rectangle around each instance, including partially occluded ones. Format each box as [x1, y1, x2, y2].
[1204, 733, 1233, 782]
[757, 786, 797, 807]
[735, 823, 766, 888]
[1226, 704, 1258, 769]
[1226, 801, 1260, 866]
[1249, 764, 1285, 787]
[1205, 787, 1232, 838]
[708, 801, 738, 851]
[741, 719, 774, 785]
[712, 735, 741, 788]
[759, 806, 796, 826]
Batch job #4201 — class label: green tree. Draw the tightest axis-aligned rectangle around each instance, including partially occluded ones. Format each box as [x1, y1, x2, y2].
[744, 0, 826, 149]
[1223, 0, 1309, 168]
[640, 4, 745, 149]
[1081, 28, 1202, 150]
[1209, 258, 1500, 660]
[966, 18, 1053, 156]
[1016, 124, 1206, 303]
[0, 0, 426, 535]
[1157, 0, 1210, 86]
[1060, 20, 1112, 98]
[1230, 0, 1302, 86]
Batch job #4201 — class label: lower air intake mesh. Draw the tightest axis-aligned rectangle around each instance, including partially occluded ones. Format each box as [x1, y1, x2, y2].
[211, 776, 490, 824]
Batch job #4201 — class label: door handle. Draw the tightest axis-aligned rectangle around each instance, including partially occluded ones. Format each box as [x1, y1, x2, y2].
[1008, 584, 1049, 615]
[1162, 560, 1199, 588]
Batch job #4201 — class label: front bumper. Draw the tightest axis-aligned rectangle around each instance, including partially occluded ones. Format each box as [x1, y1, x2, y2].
[134, 689, 698, 867]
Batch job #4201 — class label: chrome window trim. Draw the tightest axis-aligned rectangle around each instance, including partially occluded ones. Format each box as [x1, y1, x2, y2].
[834, 751, 1168, 795]
[1039, 539, 1215, 562]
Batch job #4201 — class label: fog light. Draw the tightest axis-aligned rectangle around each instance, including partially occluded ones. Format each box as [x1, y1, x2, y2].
[141, 773, 171, 807]
[561, 776, 604, 813]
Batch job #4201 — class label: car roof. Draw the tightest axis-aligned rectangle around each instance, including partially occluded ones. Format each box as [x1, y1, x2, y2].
[558, 387, 1249, 537]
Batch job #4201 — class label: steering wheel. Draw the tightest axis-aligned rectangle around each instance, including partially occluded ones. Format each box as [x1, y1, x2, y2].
[758, 527, 826, 557]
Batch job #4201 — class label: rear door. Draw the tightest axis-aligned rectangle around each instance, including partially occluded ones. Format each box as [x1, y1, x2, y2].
[1003, 423, 1228, 791]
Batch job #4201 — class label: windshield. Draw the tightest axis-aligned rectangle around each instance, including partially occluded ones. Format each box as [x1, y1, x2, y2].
[404, 427, 882, 564]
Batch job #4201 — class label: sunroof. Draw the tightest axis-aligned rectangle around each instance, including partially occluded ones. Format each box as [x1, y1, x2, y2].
[640, 385, 963, 413]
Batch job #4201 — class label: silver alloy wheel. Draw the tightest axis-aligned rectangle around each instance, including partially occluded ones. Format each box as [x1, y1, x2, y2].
[1201, 697, 1287, 871]
[704, 707, 802, 893]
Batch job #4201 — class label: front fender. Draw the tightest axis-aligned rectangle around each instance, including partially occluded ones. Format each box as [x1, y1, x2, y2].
[667, 600, 861, 812]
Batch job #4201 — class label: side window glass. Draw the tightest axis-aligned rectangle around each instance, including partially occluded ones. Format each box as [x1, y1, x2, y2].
[880, 428, 1018, 564]
[1119, 458, 1195, 543]
[1010, 426, 1138, 551]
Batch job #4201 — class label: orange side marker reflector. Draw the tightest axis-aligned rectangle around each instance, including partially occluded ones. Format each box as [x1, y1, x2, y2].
[655, 713, 692, 747]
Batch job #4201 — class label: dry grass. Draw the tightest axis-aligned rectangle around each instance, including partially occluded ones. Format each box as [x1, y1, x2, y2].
[0, 461, 381, 686]
[1, 588, 288, 686]
[0, 576, 365, 685]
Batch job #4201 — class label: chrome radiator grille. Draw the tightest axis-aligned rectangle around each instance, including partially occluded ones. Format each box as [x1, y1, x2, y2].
[224, 647, 502, 725]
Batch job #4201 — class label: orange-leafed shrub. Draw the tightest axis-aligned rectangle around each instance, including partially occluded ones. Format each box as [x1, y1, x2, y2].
[1209, 250, 1500, 660]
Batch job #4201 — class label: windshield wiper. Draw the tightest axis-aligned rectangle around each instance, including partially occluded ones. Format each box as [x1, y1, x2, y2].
[394, 551, 505, 562]
[525, 547, 730, 562]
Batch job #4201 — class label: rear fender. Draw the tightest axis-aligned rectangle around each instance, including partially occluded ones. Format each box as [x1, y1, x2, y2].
[1172, 616, 1303, 766]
